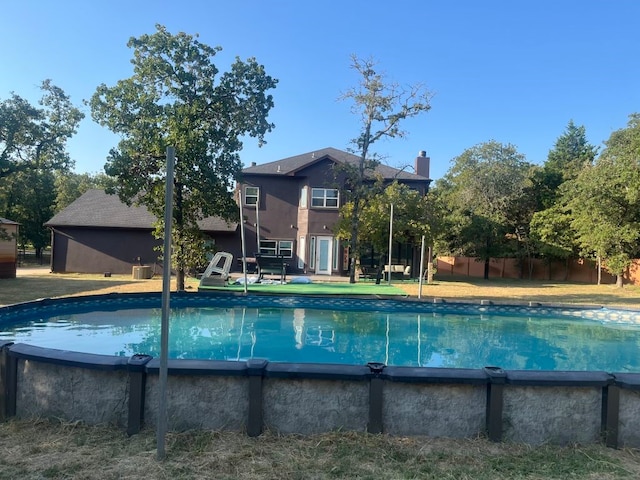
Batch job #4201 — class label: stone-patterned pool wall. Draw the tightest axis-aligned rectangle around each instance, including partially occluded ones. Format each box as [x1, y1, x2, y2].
[3, 341, 640, 448]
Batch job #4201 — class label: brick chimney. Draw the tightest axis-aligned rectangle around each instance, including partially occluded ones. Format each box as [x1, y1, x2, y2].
[415, 150, 430, 178]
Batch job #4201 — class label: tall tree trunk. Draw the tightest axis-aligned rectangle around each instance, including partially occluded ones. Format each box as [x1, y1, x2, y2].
[426, 246, 434, 284]
[616, 274, 624, 288]
[483, 236, 490, 280]
[374, 252, 385, 284]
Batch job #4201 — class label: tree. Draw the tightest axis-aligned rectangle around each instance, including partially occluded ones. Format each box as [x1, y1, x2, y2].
[0, 80, 84, 179]
[339, 55, 432, 283]
[435, 141, 535, 279]
[53, 171, 116, 212]
[90, 25, 277, 290]
[335, 182, 443, 280]
[528, 121, 596, 274]
[1, 169, 56, 259]
[529, 205, 578, 280]
[564, 114, 640, 287]
[533, 120, 597, 209]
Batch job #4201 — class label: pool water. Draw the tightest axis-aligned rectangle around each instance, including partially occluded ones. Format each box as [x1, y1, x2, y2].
[2, 304, 640, 371]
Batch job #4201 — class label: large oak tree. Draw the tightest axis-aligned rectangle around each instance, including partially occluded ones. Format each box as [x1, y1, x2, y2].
[90, 25, 277, 289]
[435, 141, 536, 279]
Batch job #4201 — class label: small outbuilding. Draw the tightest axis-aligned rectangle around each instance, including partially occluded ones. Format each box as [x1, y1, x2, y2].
[45, 189, 239, 275]
[0, 218, 19, 279]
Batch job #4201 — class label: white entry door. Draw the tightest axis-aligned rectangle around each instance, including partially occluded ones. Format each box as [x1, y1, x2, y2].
[315, 236, 333, 275]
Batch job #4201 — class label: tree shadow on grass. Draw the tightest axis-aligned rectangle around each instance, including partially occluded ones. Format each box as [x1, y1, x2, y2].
[0, 276, 154, 306]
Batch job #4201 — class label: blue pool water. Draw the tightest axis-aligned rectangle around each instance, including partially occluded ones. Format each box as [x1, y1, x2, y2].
[1, 294, 640, 372]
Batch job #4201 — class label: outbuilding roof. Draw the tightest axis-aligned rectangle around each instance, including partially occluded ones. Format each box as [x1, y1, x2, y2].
[242, 147, 429, 181]
[45, 189, 237, 232]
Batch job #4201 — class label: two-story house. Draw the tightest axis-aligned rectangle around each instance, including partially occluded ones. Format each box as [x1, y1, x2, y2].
[238, 147, 431, 277]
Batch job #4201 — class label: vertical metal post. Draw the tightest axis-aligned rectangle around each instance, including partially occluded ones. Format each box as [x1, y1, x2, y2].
[255, 197, 260, 251]
[247, 359, 267, 437]
[367, 362, 385, 434]
[484, 366, 506, 442]
[127, 354, 152, 436]
[418, 235, 425, 298]
[238, 189, 248, 293]
[157, 146, 175, 460]
[0, 342, 16, 420]
[387, 203, 394, 286]
[603, 385, 620, 449]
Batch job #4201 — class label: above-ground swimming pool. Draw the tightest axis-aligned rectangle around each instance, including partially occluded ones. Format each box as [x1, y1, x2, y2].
[2, 292, 640, 372]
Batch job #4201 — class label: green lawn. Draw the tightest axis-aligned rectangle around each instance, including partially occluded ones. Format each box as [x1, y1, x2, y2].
[199, 280, 407, 296]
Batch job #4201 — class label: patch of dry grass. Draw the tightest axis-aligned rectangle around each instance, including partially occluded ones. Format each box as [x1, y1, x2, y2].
[1, 267, 200, 306]
[396, 277, 640, 309]
[1, 419, 639, 480]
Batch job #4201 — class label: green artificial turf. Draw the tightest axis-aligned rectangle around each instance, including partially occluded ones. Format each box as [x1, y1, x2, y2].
[198, 280, 407, 296]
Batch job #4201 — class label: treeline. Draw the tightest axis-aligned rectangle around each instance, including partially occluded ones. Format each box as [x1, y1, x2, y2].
[431, 117, 640, 286]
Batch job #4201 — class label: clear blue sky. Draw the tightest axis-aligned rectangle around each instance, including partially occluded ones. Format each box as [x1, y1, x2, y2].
[2, 1, 638, 180]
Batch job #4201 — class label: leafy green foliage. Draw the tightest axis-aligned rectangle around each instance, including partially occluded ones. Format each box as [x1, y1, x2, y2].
[336, 182, 444, 281]
[0, 81, 83, 252]
[89, 25, 277, 289]
[435, 141, 536, 277]
[532, 120, 598, 210]
[1, 169, 55, 256]
[53, 172, 116, 213]
[0, 80, 84, 179]
[529, 205, 577, 261]
[563, 114, 640, 284]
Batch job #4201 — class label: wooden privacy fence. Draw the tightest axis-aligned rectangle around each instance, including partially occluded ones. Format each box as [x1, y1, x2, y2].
[436, 257, 640, 286]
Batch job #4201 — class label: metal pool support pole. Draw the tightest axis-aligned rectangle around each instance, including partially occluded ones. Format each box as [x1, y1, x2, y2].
[238, 190, 248, 293]
[255, 197, 260, 250]
[418, 235, 425, 299]
[157, 146, 175, 460]
[387, 203, 394, 286]
[385, 314, 390, 365]
[417, 314, 422, 366]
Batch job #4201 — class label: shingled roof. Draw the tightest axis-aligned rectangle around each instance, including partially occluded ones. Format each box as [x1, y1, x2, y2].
[45, 189, 237, 232]
[242, 147, 429, 181]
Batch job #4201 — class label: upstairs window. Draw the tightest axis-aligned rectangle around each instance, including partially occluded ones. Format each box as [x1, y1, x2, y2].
[300, 186, 308, 208]
[245, 186, 259, 206]
[311, 188, 339, 208]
